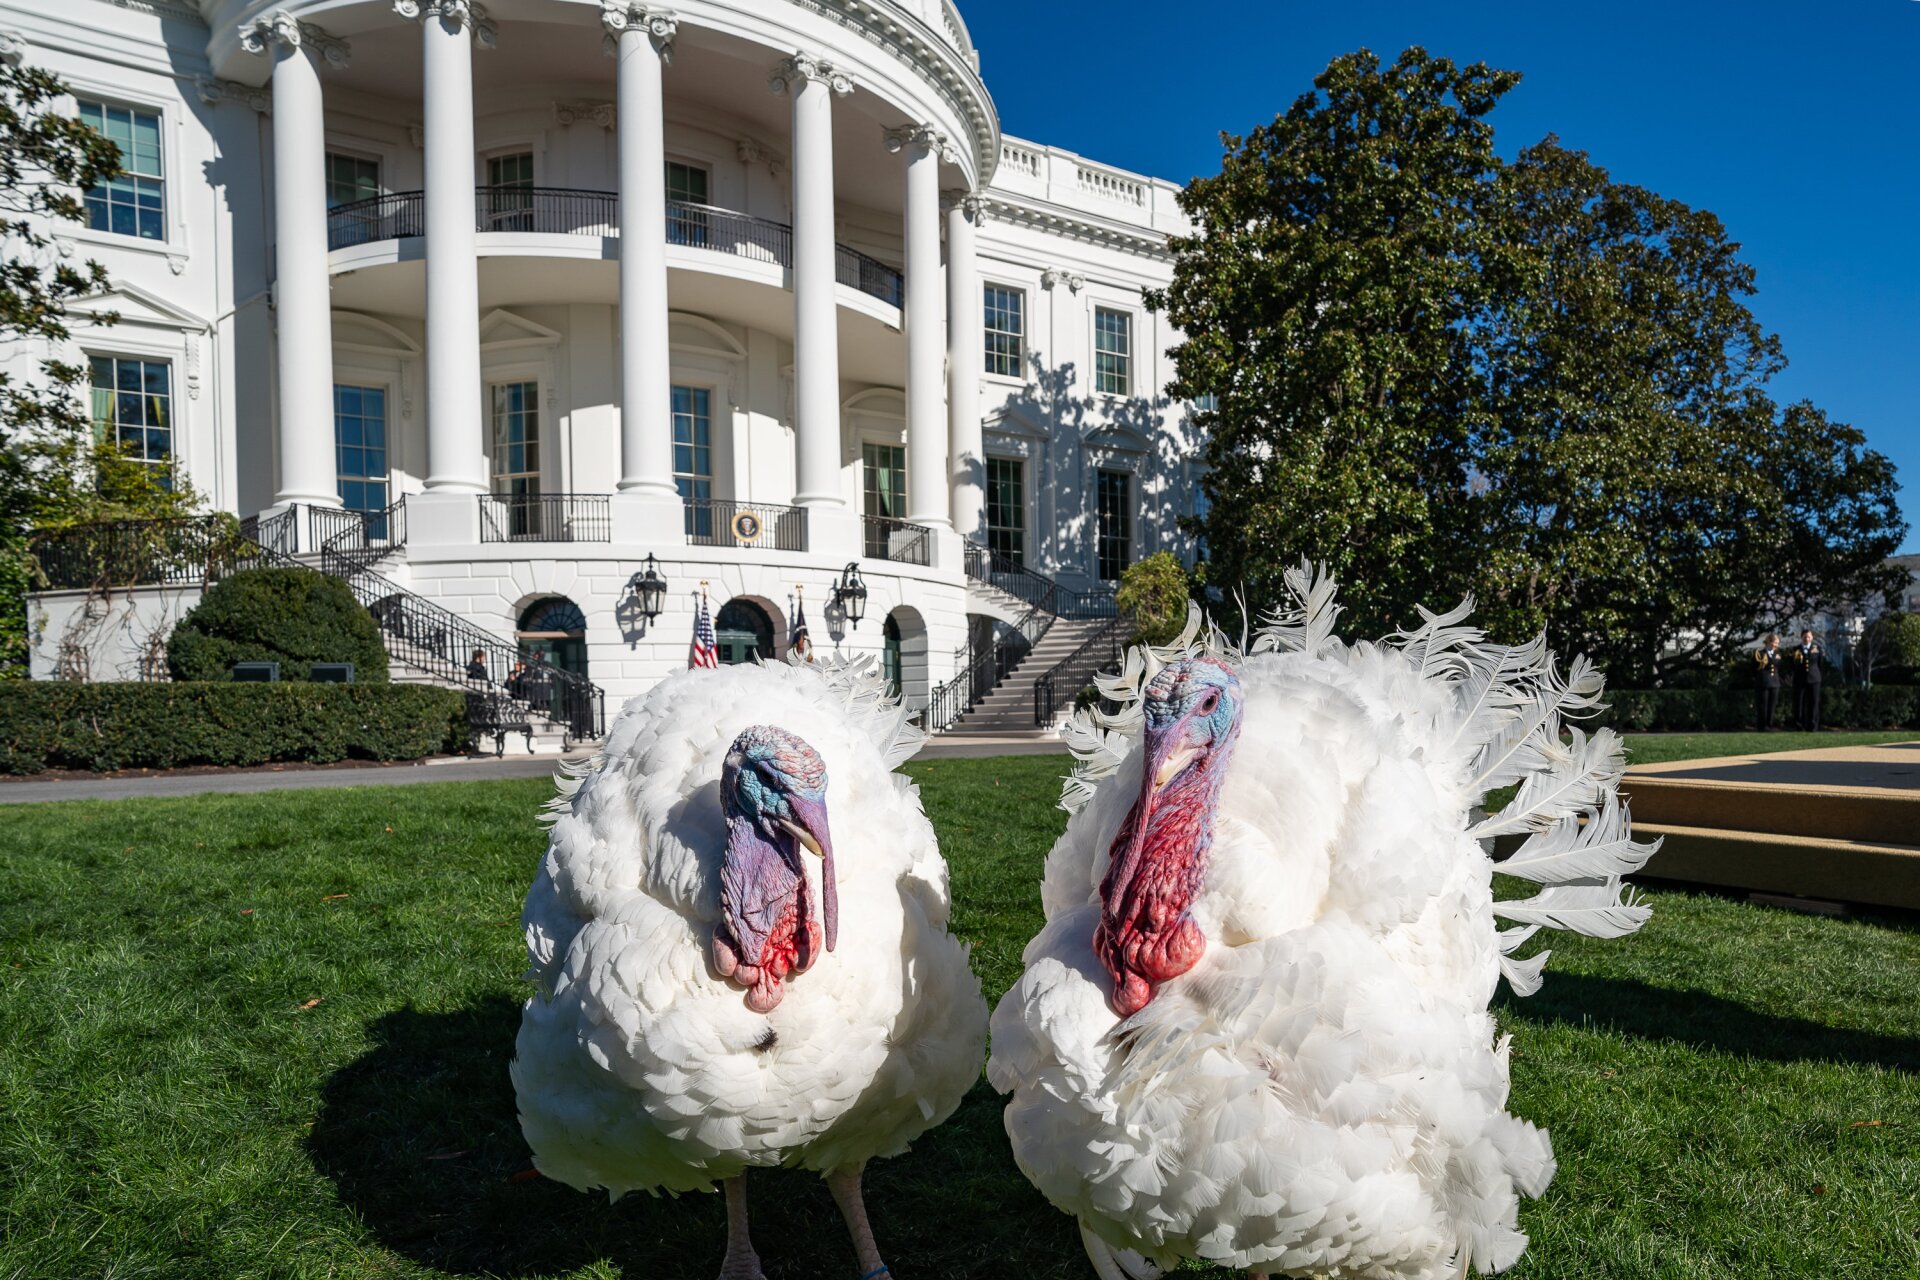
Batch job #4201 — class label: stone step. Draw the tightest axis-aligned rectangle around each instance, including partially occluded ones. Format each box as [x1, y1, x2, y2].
[1632, 821, 1920, 911]
[1620, 775, 1920, 847]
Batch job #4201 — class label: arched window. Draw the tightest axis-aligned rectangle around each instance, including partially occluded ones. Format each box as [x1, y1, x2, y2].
[714, 599, 774, 665]
[516, 596, 589, 686]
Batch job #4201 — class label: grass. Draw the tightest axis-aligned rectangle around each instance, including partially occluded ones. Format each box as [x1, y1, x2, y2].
[0, 733, 1915, 1278]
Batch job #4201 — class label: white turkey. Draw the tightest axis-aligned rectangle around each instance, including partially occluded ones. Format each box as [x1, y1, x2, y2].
[987, 563, 1656, 1280]
[513, 657, 988, 1279]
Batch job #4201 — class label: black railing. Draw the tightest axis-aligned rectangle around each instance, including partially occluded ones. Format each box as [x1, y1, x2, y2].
[316, 499, 407, 575]
[325, 187, 906, 308]
[962, 541, 1119, 620]
[1032, 614, 1129, 728]
[837, 243, 904, 307]
[30, 515, 253, 590]
[478, 493, 612, 543]
[863, 515, 931, 566]
[920, 604, 1054, 733]
[684, 499, 808, 551]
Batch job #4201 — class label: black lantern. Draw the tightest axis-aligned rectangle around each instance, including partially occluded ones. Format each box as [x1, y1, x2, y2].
[831, 562, 868, 629]
[625, 553, 668, 622]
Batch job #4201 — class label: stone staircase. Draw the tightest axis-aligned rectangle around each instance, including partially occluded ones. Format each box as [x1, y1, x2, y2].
[1621, 742, 1920, 911]
[942, 616, 1116, 737]
[383, 634, 578, 755]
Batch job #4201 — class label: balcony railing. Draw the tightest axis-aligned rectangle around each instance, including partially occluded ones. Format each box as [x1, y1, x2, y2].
[478, 493, 612, 543]
[863, 515, 931, 565]
[326, 188, 905, 308]
[684, 499, 808, 552]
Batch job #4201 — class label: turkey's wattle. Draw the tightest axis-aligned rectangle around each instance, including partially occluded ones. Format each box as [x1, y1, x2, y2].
[712, 726, 836, 1013]
[1095, 658, 1242, 1016]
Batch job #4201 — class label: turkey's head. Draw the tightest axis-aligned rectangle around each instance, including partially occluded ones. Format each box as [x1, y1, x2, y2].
[711, 725, 837, 1013]
[1095, 657, 1243, 1017]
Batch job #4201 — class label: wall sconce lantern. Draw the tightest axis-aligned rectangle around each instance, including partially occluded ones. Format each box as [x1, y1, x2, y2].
[830, 562, 868, 629]
[625, 553, 668, 623]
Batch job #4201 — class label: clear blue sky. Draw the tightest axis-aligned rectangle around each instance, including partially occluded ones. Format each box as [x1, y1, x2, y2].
[961, 0, 1919, 553]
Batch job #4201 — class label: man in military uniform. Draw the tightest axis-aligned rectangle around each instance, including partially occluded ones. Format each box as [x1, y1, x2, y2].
[1791, 627, 1825, 732]
[1754, 632, 1784, 731]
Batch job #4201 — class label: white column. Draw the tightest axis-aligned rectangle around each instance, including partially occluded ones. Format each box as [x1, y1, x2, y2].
[944, 191, 983, 543]
[886, 125, 949, 532]
[604, 3, 677, 506]
[771, 53, 853, 552]
[241, 12, 349, 512]
[397, 0, 492, 495]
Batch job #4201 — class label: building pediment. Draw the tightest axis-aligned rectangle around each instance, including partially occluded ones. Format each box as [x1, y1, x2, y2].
[69, 281, 206, 331]
[478, 308, 562, 352]
[334, 312, 421, 357]
[668, 313, 747, 360]
[1084, 423, 1152, 454]
[984, 404, 1049, 441]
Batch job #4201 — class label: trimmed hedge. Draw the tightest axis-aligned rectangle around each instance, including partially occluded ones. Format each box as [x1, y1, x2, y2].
[0, 682, 466, 774]
[1595, 685, 1920, 733]
[168, 567, 389, 682]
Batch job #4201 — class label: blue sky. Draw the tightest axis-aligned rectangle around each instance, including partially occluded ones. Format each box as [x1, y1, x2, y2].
[959, 0, 1919, 553]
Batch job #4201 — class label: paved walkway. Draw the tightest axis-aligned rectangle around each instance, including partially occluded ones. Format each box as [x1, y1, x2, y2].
[1628, 740, 1920, 791]
[0, 734, 1072, 804]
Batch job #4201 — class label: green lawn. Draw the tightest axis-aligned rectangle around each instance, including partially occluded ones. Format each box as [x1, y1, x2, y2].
[0, 734, 1915, 1278]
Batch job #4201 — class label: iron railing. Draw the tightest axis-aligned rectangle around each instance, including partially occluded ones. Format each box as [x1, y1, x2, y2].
[30, 515, 252, 590]
[920, 604, 1054, 733]
[478, 493, 612, 543]
[325, 187, 906, 308]
[863, 515, 932, 566]
[837, 243, 903, 307]
[684, 498, 808, 551]
[962, 541, 1118, 619]
[1032, 614, 1129, 728]
[316, 499, 407, 575]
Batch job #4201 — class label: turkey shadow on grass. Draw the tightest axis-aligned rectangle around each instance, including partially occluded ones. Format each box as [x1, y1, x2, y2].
[1496, 972, 1920, 1073]
[307, 999, 1086, 1278]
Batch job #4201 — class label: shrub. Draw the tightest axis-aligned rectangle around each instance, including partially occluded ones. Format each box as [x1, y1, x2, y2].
[1116, 551, 1191, 647]
[167, 567, 388, 682]
[1593, 685, 1920, 733]
[0, 682, 465, 774]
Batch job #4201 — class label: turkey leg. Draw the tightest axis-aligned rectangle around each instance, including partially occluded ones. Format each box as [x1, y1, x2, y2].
[717, 1175, 766, 1280]
[827, 1163, 890, 1279]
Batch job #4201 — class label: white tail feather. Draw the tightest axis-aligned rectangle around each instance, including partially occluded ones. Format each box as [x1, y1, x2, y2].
[1470, 726, 1625, 839]
[1494, 879, 1651, 938]
[1499, 796, 1663, 884]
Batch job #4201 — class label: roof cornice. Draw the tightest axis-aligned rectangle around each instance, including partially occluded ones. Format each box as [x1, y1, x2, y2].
[978, 192, 1173, 262]
[785, 0, 998, 188]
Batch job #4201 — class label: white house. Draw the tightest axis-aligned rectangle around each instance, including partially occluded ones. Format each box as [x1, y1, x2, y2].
[6, 0, 1200, 734]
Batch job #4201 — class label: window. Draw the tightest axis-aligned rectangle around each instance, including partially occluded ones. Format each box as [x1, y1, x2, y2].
[986, 456, 1025, 566]
[490, 381, 540, 535]
[666, 161, 709, 246]
[863, 443, 906, 519]
[89, 355, 172, 480]
[1096, 468, 1131, 581]
[673, 385, 713, 539]
[78, 101, 164, 239]
[334, 385, 388, 521]
[1094, 308, 1131, 396]
[325, 152, 380, 208]
[484, 152, 535, 230]
[983, 285, 1024, 378]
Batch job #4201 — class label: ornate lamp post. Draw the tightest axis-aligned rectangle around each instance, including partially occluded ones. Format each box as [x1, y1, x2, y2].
[625, 553, 668, 624]
[830, 562, 868, 629]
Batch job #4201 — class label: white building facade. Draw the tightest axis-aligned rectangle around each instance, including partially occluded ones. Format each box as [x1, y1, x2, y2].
[8, 0, 1200, 724]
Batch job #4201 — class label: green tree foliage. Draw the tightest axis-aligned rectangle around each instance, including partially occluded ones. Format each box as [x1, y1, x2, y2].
[1116, 551, 1192, 647]
[0, 59, 200, 678]
[1861, 613, 1920, 684]
[1153, 47, 1908, 685]
[167, 569, 390, 683]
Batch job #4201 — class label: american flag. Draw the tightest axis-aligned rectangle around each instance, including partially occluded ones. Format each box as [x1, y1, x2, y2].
[790, 593, 812, 661]
[690, 593, 719, 669]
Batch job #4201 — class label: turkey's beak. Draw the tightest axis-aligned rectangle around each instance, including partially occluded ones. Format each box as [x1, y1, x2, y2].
[780, 793, 837, 953]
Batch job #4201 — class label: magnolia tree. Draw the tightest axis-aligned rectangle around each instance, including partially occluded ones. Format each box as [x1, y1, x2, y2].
[1152, 47, 1907, 687]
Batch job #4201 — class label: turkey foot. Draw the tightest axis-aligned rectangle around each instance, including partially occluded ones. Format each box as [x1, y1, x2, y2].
[827, 1163, 891, 1279]
[717, 1175, 766, 1280]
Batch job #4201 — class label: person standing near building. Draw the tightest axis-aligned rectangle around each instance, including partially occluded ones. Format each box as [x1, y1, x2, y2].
[1792, 628, 1825, 732]
[1754, 633, 1785, 730]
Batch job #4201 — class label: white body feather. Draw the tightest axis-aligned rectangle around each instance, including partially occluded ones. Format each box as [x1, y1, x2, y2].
[513, 659, 988, 1198]
[989, 567, 1654, 1278]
